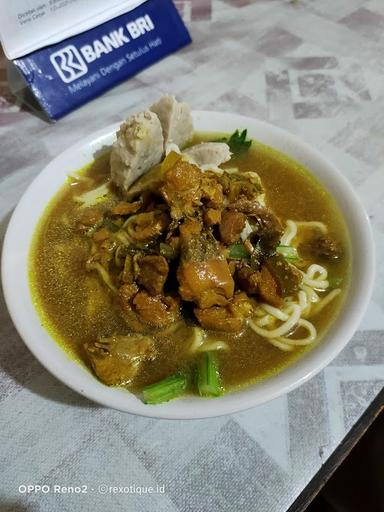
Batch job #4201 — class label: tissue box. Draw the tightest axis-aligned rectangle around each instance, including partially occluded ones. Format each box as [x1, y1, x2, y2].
[8, 0, 191, 120]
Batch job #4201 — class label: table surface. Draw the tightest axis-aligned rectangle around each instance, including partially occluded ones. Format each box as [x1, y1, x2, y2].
[1, 1, 384, 511]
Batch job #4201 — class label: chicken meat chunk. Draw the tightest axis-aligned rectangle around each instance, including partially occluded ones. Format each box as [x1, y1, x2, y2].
[110, 110, 164, 192]
[150, 95, 193, 149]
[194, 292, 253, 333]
[84, 334, 155, 386]
[177, 231, 235, 308]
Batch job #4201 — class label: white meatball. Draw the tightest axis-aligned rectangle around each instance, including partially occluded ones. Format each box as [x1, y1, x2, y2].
[150, 95, 194, 149]
[183, 142, 231, 168]
[110, 111, 164, 192]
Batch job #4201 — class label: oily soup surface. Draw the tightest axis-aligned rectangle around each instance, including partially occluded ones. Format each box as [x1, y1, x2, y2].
[30, 134, 351, 392]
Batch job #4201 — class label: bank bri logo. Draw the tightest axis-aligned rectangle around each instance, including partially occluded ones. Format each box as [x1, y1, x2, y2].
[50, 45, 88, 83]
[13, 0, 191, 119]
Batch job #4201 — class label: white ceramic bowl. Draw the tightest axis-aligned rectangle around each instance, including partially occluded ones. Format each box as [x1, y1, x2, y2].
[1, 111, 375, 419]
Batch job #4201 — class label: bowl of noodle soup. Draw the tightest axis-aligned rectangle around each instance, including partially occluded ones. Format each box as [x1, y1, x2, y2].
[1, 111, 375, 418]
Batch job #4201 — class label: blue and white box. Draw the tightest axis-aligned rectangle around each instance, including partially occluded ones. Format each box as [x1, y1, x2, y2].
[3, 0, 191, 120]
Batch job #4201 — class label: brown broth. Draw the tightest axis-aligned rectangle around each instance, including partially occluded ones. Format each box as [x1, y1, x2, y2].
[29, 134, 351, 394]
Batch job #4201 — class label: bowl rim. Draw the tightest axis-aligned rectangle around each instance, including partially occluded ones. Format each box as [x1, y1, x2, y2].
[1, 111, 375, 419]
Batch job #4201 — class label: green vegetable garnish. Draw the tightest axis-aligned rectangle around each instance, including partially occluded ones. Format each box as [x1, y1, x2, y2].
[197, 352, 222, 397]
[228, 242, 250, 260]
[276, 245, 299, 261]
[142, 373, 188, 404]
[218, 129, 252, 154]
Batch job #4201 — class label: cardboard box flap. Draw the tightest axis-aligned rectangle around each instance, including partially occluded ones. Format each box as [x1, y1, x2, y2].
[0, 0, 147, 59]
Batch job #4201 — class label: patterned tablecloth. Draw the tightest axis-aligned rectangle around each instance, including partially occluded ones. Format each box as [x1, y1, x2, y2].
[1, 1, 383, 510]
